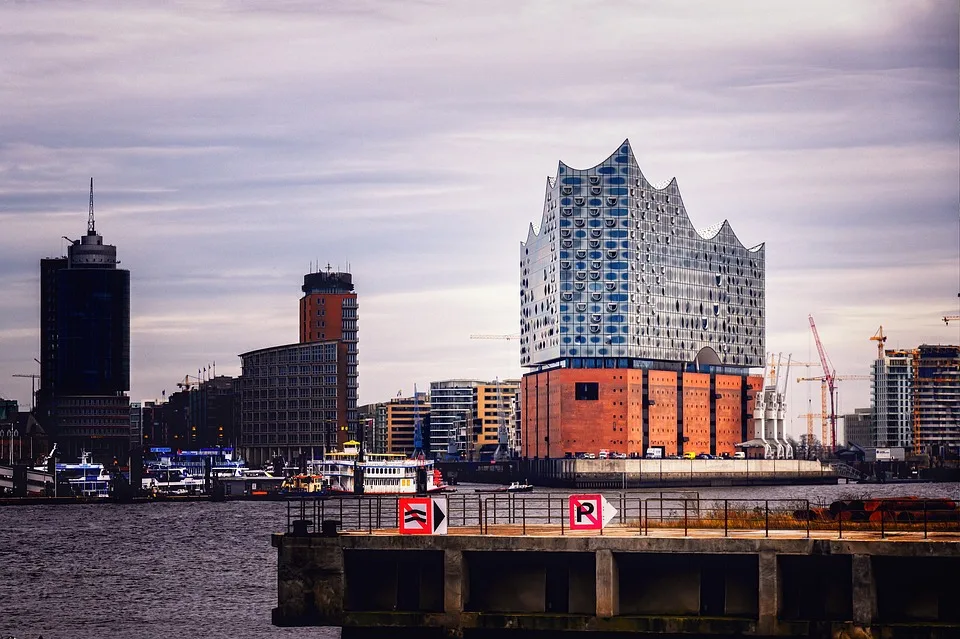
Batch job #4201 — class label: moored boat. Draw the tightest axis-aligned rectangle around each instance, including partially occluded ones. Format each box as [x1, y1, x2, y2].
[313, 441, 445, 495]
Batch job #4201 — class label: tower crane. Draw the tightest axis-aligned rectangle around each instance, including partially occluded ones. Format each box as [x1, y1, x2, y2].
[808, 315, 838, 451]
[870, 326, 887, 359]
[944, 316, 960, 325]
[470, 334, 520, 340]
[11, 373, 40, 411]
[797, 374, 871, 448]
[176, 374, 202, 390]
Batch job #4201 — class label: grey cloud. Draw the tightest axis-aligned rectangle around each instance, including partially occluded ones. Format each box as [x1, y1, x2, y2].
[0, 0, 955, 410]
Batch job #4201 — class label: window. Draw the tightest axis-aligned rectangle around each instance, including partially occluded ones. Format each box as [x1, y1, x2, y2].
[575, 382, 599, 400]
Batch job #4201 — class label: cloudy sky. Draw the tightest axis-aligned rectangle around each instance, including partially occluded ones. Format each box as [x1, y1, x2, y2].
[1, 0, 957, 438]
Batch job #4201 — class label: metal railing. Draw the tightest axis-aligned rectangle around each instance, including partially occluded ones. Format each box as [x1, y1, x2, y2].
[283, 494, 960, 540]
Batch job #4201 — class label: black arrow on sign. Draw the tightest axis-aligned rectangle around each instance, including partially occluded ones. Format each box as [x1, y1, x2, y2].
[433, 500, 445, 532]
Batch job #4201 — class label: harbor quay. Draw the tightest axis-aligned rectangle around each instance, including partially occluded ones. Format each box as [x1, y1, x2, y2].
[441, 458, 841, 490]
[272, 495, 960, 638]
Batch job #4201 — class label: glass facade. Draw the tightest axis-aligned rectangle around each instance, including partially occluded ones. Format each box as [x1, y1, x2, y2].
[520, 140, 765, 370]
[428, 380, 479, 457]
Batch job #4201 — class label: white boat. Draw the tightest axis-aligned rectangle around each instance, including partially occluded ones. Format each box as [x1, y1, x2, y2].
[49, 451, 113, 498]
[313, 440, 445, 495]
[146, 466, 204, 495]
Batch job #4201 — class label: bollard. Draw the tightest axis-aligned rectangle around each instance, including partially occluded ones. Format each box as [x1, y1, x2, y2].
[291, 519, 314, 536]
[765, 500, 769, 538]
[321, 519, 341, 537]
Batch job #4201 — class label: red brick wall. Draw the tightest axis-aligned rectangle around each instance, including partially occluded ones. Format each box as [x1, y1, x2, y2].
[523, 369, 640, 458]
[682, 373, 710, 456]
[745, 374, 764, 440]
[300, 293, 354, 343]
[522, 368, 756, 459]
[648, 371, 678, 455]
[715, 374, 743, 457]
[626, 370, 644, 457]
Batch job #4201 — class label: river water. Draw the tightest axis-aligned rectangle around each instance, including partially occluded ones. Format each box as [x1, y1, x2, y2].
[2, 482, 958, 639]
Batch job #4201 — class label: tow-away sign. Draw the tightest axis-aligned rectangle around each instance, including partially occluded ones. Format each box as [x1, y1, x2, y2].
[569, 494, 618, 530]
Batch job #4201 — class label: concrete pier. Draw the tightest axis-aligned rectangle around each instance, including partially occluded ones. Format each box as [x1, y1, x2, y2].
[273, 529, 960, 637]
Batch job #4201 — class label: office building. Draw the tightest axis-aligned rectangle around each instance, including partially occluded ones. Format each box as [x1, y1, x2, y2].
[473, 380, 520, 457]
[429, 379, 519, 460]
[520, 141, 765, 458]
[383, 392, 430, 456]
[843, 408, 873, 449]
[240, 341, 343, 467]
[299, 268, 359, 442]
[239, 267, 359, 466]
[36, 180, 130, 461]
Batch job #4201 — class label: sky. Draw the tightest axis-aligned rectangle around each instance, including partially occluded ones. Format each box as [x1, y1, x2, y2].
[0, 0, 957, 439]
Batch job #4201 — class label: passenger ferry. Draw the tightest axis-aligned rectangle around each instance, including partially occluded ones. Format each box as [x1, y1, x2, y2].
[53, 451, 113, 498]
[313, 441, 445, 495]
[145, 466, 205, 495]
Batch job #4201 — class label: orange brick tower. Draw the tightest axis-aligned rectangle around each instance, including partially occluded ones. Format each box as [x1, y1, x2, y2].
[300, 267, 358, 447]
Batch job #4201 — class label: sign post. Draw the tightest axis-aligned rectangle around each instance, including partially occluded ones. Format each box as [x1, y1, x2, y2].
[569, 494, 618, 531]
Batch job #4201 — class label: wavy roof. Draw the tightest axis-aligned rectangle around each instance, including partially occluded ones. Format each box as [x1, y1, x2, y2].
[522, 139, 763, 254]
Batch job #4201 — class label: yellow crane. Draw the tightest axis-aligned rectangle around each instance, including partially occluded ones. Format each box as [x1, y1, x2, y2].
[870, 326, 887, 359]
[796, 375, 871, 448]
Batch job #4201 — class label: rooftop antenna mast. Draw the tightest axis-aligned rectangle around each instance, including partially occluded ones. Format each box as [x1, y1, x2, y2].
[87, 177, 96, 235]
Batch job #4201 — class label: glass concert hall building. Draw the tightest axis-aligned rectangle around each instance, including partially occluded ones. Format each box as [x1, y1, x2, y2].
[520, 140, 765, 459]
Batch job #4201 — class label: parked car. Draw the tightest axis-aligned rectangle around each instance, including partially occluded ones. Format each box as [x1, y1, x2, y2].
[733, 452, 746, 459]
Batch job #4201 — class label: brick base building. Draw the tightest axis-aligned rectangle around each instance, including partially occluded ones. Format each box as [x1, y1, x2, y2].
[521, 368, 764, 459]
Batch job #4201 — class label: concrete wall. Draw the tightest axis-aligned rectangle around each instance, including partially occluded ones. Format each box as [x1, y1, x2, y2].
[273, 532, 960, 636]
[572, 458, 826, 477]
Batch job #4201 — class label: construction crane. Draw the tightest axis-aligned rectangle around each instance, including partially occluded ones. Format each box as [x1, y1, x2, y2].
[944, 316, 960, 325]
[870, 326, 887, 359]
[470, 334, 520, 340]
[797, 374, 871, 448]
[176, 374, 202, 390]
[808, 315, 839, 451]
[797, 412, 823, 442]
[11, 373, 40, 411]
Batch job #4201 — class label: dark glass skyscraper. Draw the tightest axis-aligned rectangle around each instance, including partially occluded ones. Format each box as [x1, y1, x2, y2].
[36, 180, 131, 462]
